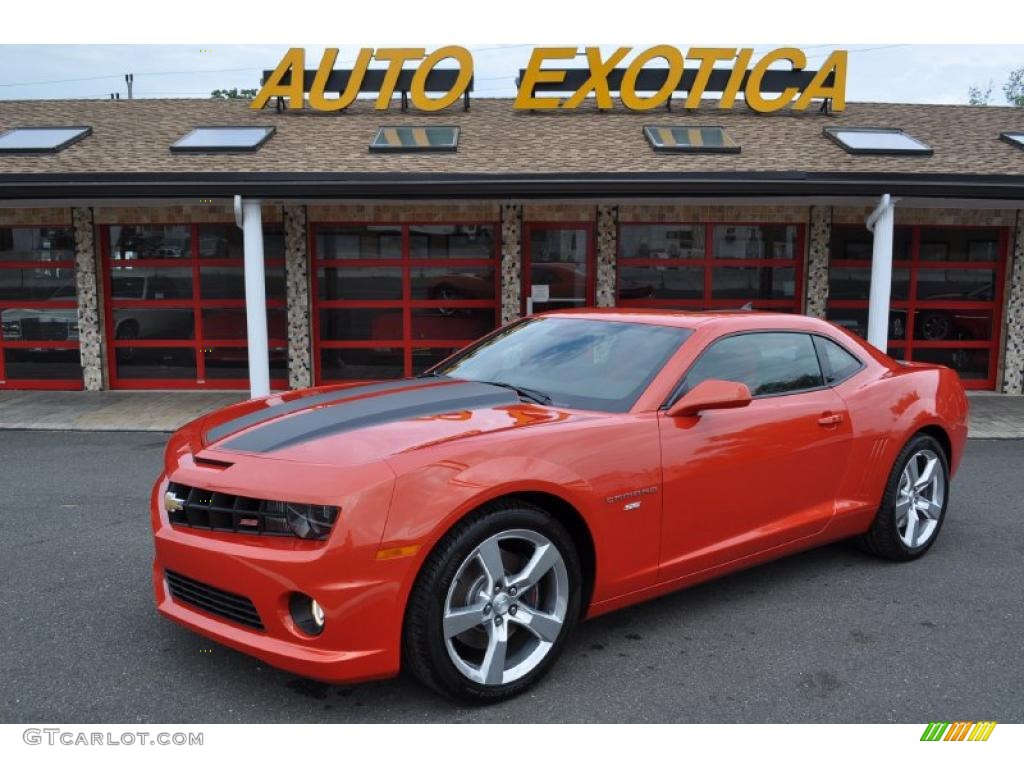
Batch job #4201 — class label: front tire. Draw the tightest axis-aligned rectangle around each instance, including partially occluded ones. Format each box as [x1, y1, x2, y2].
[858, 433, 950, 561]
[403, 500, 582, 704]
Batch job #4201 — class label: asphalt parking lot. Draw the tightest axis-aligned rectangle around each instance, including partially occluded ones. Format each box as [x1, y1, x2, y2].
[1, 431, 1021, 724]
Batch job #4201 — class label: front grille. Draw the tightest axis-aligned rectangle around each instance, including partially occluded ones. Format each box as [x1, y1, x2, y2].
[165, 570, 264, 630]
[165, 481, 292, 536]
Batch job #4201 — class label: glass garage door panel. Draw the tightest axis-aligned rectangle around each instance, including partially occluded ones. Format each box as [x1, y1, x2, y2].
[711, 266, 796, 300]
[3, 348, 82, 381]
[116, 347, 197, 380]
[320, 348, 404, 380]
[619, 224, 705, 260]
[527, 228, 590, 313]
[317, 267, 403, 301]
[109, 225, 191, 260]
[204, 347, 288, 381]
[320, 308, 402, 342]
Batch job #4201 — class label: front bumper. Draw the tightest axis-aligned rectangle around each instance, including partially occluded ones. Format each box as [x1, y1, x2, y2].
[150, 472, 413, 684]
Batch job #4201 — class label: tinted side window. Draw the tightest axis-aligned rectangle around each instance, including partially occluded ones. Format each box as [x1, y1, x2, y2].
[683, 332, 824, 397]
[814, 335, 863, 384]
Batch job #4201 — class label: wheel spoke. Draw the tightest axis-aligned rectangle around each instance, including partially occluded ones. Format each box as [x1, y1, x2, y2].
[915, 457, 937, 489]
[480, 620, 508, 685]
[920, 499, 943, 520]
[903, 509, 919, 547]
[443, 604, 487, 638]
[510, 604, 563, 643]
[509, 543, 560, 592]
[476, 538, 506, 589]
[906, 456, 920, 487]
[895, 495, 912, 523]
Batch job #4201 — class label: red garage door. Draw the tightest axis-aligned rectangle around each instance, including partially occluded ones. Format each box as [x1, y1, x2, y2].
[826, 224, 1007, 390]
[0, 225, 82, 389]
[101, 222, 288, 389]
[615, 222, 805, 312]
[311, 222, 500, 382]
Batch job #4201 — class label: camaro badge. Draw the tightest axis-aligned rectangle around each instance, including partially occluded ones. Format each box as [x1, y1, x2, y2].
[606, 486, 658, 507]
[164, 491, 185, 512]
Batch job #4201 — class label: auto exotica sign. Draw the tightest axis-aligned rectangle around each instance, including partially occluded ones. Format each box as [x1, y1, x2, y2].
[253, 46, 848, 114]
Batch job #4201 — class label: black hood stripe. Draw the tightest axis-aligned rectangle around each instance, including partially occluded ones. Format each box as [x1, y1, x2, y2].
[205, 379, 428, 443]
[220, 381, 518, 453]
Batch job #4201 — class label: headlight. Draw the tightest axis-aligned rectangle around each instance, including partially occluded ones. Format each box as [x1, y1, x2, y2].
[67, 322, 79, 340]
[265, 501, 340, 540]
[2, 321, 20, 340]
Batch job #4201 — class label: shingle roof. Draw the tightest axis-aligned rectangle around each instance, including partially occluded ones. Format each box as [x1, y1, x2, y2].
[0, 97, 1022, 177]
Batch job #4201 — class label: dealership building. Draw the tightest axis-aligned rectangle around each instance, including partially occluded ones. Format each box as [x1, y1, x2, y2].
[1, 92, 1023, 395]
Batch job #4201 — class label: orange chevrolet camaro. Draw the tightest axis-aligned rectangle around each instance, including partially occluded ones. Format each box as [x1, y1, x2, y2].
[151, 310, 969, 703]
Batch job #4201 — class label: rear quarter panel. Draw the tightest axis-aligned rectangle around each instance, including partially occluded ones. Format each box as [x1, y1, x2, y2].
[830, 361, 968, 536]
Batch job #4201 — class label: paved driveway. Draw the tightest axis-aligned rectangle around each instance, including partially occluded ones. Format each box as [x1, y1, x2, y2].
[1, 432, 1021, 723]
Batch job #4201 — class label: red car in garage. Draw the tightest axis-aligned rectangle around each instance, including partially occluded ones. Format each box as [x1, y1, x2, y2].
[151, 310, 968, 703]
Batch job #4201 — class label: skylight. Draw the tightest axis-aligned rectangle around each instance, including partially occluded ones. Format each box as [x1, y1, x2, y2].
[643, 126, 740, 153]
[1000, 131, 1024, 149]
[170, 126, 275, 153]
[824, 127, 932, 156]
[370, 126, 459, 152]
[0, 126, 91, 153]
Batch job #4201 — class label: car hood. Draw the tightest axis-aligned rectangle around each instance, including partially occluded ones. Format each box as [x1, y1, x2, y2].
[192, 378, 593, 467]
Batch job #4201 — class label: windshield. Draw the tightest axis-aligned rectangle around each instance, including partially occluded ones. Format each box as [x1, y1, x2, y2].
[430, 317, 692, 412]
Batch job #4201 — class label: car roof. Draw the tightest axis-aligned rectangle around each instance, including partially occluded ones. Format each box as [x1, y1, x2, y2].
[536, 308, 838, 333]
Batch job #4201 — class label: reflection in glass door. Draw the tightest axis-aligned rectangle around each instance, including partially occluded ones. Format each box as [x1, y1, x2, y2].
[524, 224, 594, 314]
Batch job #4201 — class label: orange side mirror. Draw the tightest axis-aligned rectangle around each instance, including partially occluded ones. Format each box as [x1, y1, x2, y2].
[666, 379, 752, 418]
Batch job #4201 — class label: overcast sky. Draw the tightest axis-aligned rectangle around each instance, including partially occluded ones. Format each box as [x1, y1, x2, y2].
[0, 44, 1021, 105]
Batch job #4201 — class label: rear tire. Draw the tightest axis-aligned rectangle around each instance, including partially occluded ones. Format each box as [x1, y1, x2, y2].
[858, 433, 950, 561]
[402, 500, 582, 704]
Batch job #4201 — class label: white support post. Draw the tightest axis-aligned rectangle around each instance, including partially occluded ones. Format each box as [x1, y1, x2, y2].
[865, 194, 896, 352]
[236, 195, 270, 399]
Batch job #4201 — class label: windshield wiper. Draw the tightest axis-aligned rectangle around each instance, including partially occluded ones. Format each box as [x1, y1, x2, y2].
[477, 380, 552, 406]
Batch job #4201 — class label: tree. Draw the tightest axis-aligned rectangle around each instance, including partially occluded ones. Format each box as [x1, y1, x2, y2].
[211, 88, 258, 100]
[1004, 67, 1024, 107]
[968, 81, 992, 106]
[968, 66, 1024, 107]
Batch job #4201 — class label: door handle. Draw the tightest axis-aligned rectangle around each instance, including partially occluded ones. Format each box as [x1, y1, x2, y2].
[818, 412, 844, 427]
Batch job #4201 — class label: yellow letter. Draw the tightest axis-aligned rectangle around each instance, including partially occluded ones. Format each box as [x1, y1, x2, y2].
[619, 45, 683, 111]
[308, 48, 372, 111]
[251, 48, 305, 110]
[514, 47, 578, 110]
[373, 48, 426, 109]
[684, 48, 736, 109]
[744, 47, 806, 112]
[794, 49, 847, 111]
[411, 46, 474, 112]
[719, 47, 752, 108]
[562, 46, 630, 109]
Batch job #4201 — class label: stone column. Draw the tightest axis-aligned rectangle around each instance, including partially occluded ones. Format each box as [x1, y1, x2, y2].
[1001, 210, 1024, 395]
[805, 205, 832, 319]
[501, 203, 523, 325]
[72, 207, 104, 391]
[595, 205, 618, 307]
[283, 205, 312, 390]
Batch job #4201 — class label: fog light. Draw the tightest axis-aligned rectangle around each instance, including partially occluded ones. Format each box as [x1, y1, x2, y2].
[289, 593, 325, 636]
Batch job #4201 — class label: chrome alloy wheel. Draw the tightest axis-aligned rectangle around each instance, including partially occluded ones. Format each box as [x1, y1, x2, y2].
[896, 448, 945, 549]
[442, 529, 569, 686]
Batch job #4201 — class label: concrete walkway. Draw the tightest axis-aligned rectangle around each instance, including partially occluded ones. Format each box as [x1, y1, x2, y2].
[0, 390, 244, 432]
[0, 389, 1021, 437]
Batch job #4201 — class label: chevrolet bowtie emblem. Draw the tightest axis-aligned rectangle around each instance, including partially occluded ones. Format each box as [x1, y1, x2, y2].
[164, 490, 185, 512]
